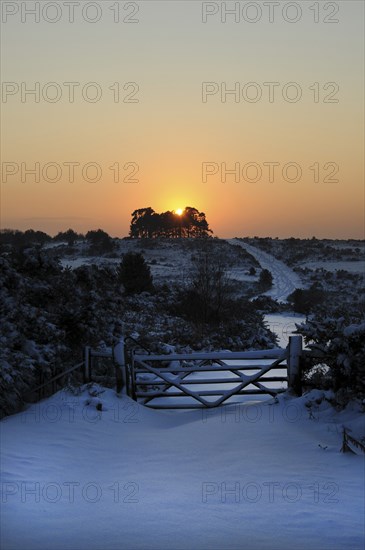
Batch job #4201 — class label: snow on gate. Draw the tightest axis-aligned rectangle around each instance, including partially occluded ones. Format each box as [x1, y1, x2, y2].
[123, 336, 303, 409]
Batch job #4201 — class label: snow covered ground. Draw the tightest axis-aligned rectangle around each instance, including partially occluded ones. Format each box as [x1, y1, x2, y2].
[60, 257, 93, 269]
[226, 266, 258, 283]
[300, 260, 365, 274]
[1, 386, 364, 550]
[264, 313, 307, 348]
[228, 240, 302, 302]
[59, 239, 256, 289]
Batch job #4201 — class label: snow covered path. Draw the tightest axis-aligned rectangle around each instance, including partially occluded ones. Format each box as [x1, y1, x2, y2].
[1, 387, 364, 550]
[228, 239, 302, 302]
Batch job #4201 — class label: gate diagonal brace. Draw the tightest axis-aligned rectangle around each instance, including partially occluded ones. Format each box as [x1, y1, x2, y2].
[142, 369, 194, 406]
[134, 359, 213, 407]
[134, 354, 287, 408]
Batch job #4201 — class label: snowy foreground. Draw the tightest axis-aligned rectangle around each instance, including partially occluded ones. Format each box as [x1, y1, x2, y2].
[1, 387, 364, 550]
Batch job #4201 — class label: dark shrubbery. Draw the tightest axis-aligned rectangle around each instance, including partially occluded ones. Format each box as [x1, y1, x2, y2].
[86, 229, 115, 254]
[258, 269, 273, 291]
[0, 229, 51, 249]
[54, 229, 81, 246]
[176, 254, 231, 324]
[287, 286, 325, 314]
[118, 252, 153, 294]
[0, 250, 124, 418]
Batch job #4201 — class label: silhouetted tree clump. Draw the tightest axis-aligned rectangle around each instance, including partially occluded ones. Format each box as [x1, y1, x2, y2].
[0, 229, 51, 249]
[129, 207, 212, 238]
[86, 229, 115, 253]
[54, 229, 83, 246]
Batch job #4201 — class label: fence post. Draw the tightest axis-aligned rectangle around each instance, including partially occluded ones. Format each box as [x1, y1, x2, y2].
[83, 346, 91, 383]
[113, 338, 126, 394]
[129, 353, 136, 401]
[288, 335, 302, 396]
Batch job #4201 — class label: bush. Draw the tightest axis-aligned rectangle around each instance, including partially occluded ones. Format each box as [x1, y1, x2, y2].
[118, 252, 153, 294]
[86, 229, 115, 254]
[287, 286, 325, 314]
[0, 252, 125, 418]
[54, 229, 81, 246]
[299, 314, 365, 396]
[176, 253, 232, 324]
[258, 269, 273, 290]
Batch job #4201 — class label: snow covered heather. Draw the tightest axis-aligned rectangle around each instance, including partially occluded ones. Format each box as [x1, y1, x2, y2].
[1, 387, 364, 550]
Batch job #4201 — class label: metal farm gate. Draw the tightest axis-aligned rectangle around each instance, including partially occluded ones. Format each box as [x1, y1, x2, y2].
[126, 336, 303, 409]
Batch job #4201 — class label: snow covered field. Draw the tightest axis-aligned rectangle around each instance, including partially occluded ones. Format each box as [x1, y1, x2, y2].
[1, 387, 364, 550]
[59, 239, 257, 288]
[300, 260, 365, 274]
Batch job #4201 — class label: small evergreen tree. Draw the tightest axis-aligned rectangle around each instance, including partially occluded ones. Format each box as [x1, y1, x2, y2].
[118, 252, 153, 294]
[258, 269, 273, 290]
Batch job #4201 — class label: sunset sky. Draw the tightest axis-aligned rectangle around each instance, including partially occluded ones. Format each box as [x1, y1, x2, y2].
[1, 0, 364, 238]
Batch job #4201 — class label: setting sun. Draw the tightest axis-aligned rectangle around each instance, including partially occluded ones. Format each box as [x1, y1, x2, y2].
[175, 208, 183, 216]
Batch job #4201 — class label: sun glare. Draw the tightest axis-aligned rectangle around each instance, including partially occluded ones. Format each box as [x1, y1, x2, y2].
[175, 208, 183, 216]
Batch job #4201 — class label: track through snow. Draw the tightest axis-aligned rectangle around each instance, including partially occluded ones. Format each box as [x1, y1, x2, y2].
[1, 387, 364, 550]
[228, 239, 302, 302]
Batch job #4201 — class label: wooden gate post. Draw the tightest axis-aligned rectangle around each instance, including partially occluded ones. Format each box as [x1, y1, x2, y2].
[288, 335, 302, 396]
[83, 346, 91, 383]
[113, 338, 127, 394]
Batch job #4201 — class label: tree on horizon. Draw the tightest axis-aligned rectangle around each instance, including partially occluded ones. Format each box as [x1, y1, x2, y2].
[129, 207, 212, 238]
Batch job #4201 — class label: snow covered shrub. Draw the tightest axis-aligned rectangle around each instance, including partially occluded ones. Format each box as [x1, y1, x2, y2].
[0, 250, 126, 417]
[302, 364, 332, 390]
[0, 254, 65, 417]
[299, 312, 365, 397]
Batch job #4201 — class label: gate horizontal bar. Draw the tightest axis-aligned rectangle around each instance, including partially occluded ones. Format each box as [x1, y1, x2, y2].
[136, 388, 285, 398]
[136, 376, 288, 385]
[134, 364, 286, 374]
[135, 349, 286, 362]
